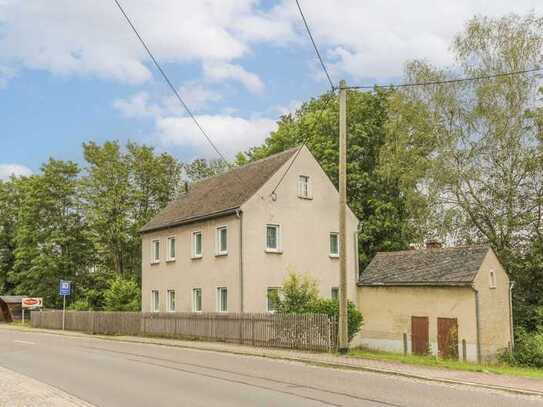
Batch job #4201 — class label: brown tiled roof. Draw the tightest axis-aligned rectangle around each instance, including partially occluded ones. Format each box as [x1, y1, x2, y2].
[359, 245, 490, 286]
[140, 148, 298, 233]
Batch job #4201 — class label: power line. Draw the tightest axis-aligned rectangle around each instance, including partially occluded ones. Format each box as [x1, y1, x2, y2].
[270, 91, 337, 196]
[295, 0, 335, 91]
[112, 0, 231, 167]
[347, 67, 543, 90]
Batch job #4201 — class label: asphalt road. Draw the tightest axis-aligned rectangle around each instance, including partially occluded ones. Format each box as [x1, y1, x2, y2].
[0, 328, 541, 407]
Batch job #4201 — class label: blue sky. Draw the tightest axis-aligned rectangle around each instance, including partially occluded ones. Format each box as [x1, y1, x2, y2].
[0, 0, 541, 178]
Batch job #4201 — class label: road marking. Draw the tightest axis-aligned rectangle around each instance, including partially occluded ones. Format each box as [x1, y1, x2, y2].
[13, 340, 35, 345]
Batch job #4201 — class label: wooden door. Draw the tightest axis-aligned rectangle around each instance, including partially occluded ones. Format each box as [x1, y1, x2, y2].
[411, 316, 429, 355]
[438, 317, 459, 359]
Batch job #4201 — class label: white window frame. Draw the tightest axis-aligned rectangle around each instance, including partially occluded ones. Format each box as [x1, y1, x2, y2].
[266, 287, 280, 313]
[297, 175, 312, 199]
[331, 287, 339, 301]
[265, 224, 282, 253]
[216, 287, 228, 312]
[216, 226, 228, 256]
[329, 232, 339, 258]
[167, 289, 176, 312]
[151, 290, 160, 312]
[192, 231, 203, 259]
[151, 240, 160, 264]
[192, 288, 202, 312]
[489, 270, 497, 289]
[167, 236, 176, 262]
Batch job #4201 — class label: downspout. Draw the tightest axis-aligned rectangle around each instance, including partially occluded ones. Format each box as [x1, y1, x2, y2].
[472, 287, 481, 363]
[509, 281, 515, 350]
[236, 209, 244, 312]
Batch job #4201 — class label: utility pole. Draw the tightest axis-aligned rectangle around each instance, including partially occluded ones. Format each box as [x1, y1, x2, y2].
[338, 79, 348, 354]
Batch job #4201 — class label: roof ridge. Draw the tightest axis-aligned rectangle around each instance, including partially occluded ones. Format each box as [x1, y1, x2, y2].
[375, 244, 490, 256]
[188, 146, 300, 186]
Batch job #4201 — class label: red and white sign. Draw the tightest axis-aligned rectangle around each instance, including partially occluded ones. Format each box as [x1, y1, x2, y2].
[22, 298, 43, 309]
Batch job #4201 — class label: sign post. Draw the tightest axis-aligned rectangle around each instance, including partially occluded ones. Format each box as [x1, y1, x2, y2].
[59, 280, 71, 330]
[21, 298, 43, 325]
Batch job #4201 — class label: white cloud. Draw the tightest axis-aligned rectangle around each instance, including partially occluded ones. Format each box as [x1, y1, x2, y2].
[113, 92, 161, 119]
[276, 0, 543, 81]
[164, 83, 223, 113]
[0, 164, 32, 180]
[0, 0, 290, 86]
[203, 62, 265, 93]
[157, 115, 277, 158]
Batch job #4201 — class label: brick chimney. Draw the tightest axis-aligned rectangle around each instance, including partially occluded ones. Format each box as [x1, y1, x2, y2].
[425, 239, 442, 249]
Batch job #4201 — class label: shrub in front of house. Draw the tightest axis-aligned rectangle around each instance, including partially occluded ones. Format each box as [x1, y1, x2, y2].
[272, 272, 364, 343]
[498, 327, 543, 368]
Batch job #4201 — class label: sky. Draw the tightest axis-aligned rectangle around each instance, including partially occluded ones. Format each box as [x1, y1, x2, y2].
[0, 0, 542, 179]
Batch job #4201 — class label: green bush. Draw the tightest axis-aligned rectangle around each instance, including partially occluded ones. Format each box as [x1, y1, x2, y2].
[271, 271, 364, 343]
[103, 277, 141, 312]
[499, 328, 543, 368]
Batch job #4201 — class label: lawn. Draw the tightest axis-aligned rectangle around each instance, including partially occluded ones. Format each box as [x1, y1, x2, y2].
[349, 347, 543, 379]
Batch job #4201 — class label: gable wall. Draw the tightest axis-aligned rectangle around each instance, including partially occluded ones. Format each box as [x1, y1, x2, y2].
[473, 249, 512, 360]
[241, 146, 359, 312]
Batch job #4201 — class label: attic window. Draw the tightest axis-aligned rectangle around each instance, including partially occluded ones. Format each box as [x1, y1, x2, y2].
[298, 175, 312, 199]
[489, 270, 497, 289]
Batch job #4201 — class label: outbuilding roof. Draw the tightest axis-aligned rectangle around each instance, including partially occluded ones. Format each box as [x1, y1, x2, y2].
[359, 245, 491, 286]
[140, 148, 298, 233]
[0, 296, 24, 303]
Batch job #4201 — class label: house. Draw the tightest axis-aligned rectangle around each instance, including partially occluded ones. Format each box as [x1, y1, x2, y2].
[0, 296, 24, 322]
[357, 244, 513, 362]
[140, 146, 359, 314]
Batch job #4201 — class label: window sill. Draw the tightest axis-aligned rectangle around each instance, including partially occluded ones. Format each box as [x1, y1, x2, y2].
[191, 255, 203, 260]
[329, 254, 340, 259]
[265, 249, 283, 254]
[297, 195, 313, 200]
[166, 259, 176, 263]
[215, 252, 228, 257]
[150, 261, 160, 265]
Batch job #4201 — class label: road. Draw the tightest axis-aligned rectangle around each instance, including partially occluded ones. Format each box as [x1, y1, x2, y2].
[0, 328, 540, 407]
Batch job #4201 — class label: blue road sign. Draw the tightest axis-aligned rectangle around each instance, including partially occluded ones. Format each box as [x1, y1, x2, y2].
[59, 280, 71, 296]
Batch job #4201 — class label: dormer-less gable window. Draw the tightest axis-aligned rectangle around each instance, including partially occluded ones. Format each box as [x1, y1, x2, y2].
[298, 175, 312, 199]
[489, 270, 497, 289]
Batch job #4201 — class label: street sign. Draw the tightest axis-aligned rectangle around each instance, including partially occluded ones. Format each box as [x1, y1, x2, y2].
[21, 297, 43, 309]
[59, 280, 71, 296]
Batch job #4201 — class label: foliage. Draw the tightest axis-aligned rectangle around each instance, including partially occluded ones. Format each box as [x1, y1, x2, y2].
[245, 90, 412, 268]
[272, 272, 363, 343]
[185, 158, 229, 182]
[103, 276, 141, 312]
[498, 328, 543, 368]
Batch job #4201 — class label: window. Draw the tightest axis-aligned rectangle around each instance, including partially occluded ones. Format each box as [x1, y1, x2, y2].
[167, 237, 176, 261]
[216, 226, 228, 255]
[192, 288, 202, 312]
[265, 224, 281, 252]
[217, 287, 228, 312]
[167, 290, 176, 312]
[151, 240, 160, 263]
[489, 270, 497, 289]
[151, 290, 160, 312]
[298, 175, 311, 198]
[192, 231, 203, 258]
[329, 233, 339, 257]
[331, 287, 339, 301]
[267, 287, 280, 312]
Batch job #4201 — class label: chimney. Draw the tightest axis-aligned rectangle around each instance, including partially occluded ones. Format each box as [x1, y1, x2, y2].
[425, 239, 442, 249]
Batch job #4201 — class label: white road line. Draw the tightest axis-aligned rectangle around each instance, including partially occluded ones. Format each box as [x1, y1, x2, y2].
[13, 340, 36, 345]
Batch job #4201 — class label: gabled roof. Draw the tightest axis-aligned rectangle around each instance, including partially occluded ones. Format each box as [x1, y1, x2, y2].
[359, 245, 491, 286]
[0, 296, 24, 303]
[140, 148, 298, 233]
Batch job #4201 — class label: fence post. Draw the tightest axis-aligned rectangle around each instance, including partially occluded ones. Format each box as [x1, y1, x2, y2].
[90, 311, 95, 335]
[462, 339, 467, 361]
[403, 333, 408, 355]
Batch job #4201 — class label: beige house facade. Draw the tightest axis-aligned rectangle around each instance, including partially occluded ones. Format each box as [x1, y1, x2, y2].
[358, 246, 512, 362]
[141, 146, 359, 314]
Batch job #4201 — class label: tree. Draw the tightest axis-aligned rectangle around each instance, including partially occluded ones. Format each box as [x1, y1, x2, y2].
[185, 158, 229, 182]
[394, 13, 543, 329]
[10, 159, 93, 307]
[246, 90, 412, 268]
[103, 276, 141, 311]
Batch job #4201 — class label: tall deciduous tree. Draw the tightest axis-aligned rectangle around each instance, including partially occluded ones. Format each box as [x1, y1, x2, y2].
[244, 91, 412, 267]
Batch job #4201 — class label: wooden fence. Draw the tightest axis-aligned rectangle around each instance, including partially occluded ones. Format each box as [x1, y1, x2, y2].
[31, 311, 337, 352]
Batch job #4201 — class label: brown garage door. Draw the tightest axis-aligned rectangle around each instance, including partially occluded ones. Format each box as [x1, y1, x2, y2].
[438, 317, 458, 359]
[411, 316, 429, 355]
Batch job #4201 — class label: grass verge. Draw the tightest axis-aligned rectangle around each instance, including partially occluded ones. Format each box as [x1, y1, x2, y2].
[349, 347, 543, 379]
